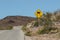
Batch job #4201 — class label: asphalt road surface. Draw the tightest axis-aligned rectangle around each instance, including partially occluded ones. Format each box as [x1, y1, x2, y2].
[0, 26, 24, 40]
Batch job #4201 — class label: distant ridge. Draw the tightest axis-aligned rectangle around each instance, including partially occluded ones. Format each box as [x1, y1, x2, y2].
[0, 16, 35, 27]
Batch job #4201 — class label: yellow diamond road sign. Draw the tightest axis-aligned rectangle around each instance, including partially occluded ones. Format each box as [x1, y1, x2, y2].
[35, 9, 43, 18]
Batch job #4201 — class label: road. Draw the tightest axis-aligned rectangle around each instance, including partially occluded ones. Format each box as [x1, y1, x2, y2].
[0, 26, 24, 40]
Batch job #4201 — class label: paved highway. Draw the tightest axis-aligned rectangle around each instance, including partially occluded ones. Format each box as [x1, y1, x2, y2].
[0, 26, 24, 40]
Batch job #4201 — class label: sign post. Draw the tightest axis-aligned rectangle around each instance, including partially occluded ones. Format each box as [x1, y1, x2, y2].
[35, 9, 43, 27]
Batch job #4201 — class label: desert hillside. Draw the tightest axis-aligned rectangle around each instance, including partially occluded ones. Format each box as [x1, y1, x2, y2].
[22, 10, 60, 40]
[0, 16, 36, 29]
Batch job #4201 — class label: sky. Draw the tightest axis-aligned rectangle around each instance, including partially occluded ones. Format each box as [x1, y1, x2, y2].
[0, 0, 60, 19]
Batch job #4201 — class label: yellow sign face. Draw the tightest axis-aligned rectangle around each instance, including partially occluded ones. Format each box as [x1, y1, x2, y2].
[35, 9, 43, 18]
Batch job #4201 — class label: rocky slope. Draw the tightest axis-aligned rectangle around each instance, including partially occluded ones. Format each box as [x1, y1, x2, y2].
[0, 16, 36, 29]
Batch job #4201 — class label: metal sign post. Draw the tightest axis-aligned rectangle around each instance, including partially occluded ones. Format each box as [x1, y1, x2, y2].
[35, 9, 43, 27]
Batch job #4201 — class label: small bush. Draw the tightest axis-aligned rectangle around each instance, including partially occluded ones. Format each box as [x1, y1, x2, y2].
[7, 26, 13, 30]
[37, 27, 50, 34]
[0, 27, 4, 30]
[0, 26, 13, 30]
[37, 26, 58, 34]
[34, 21, 38, 27]
[22, 25, 27, 32]
[25, 31, 31, 36]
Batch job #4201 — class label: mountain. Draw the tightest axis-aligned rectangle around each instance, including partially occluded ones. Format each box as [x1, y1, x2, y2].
[0, 16, 36, 27]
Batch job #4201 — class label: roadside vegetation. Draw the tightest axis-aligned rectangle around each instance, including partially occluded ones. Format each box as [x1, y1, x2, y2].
[22, 10, 60, 36]
[22, 25, 28, 32]
[22, 25, 32, 36]
[0, 26, 13, 30]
